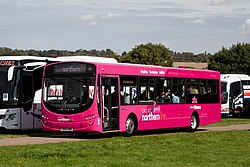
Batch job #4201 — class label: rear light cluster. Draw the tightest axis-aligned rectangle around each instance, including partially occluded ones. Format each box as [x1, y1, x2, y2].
[221, 109, 229, 113]
[235, 106, 243, 111]
[85, 114, 96, 126]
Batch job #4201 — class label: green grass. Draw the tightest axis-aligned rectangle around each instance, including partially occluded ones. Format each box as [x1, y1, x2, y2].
[203, 117, 250, 127]
[0, 117, 250, 139]
[0, 131, 250, 167]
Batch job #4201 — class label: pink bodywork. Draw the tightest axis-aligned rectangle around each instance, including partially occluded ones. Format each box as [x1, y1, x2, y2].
[42, 62, 221, 133]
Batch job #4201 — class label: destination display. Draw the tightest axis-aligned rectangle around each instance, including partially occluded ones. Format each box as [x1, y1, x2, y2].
[46, 62, 95, 74]
[0, 60, 16, 66]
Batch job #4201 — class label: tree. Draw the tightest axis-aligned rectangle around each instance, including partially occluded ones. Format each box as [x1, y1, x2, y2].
[120, 43, 173, 67]
[172, 52, 210, 63]
[0, 47, 13, 56]
[208, 43, 250, 74]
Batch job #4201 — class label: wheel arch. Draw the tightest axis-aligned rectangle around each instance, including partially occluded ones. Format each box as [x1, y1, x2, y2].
[124, 112, 138, 137]
[127, 112, 138, 130]
[190, 110, 200, 131]
[192, 111, 200, 127]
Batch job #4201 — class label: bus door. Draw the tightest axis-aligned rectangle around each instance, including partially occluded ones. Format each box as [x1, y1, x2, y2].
[20, 71, 35, 129]
[242, 81, 250, 116]
[101, 77, 119, 131]
[229, 81, 242, 116]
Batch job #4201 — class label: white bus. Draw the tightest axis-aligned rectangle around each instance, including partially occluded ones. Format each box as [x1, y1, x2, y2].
[0, 56, 57, 130]
[221, 74, 250, 117]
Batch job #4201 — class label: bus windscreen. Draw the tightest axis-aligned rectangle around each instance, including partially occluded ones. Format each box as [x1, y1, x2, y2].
[43, 62, 96, 114]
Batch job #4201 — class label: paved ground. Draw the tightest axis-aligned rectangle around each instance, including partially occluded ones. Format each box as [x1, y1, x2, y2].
[0, 136, 83, 147]
[200, 124, 250, 132]
[0, 124, 250, 147]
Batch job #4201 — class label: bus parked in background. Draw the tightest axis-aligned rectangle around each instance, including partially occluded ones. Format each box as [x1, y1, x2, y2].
[0, 56, 57, 130]
[42, 61, 221, 136]
[221, 74, 250, 117]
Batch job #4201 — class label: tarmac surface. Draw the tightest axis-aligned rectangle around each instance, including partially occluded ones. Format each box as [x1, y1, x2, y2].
[1, 124, 250, 147]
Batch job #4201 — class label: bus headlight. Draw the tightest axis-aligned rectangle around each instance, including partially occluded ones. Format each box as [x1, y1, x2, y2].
[84, 114, 96, 126]
[85, 114, 96, 121]
[42, 115, 49, 120]
[0, 115, 6, 120]
[7, 113, 16, 121]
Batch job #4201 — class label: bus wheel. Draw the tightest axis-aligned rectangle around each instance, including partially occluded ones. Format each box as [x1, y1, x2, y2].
[125, 116, 136, 137]
[189, 114, 199, 132]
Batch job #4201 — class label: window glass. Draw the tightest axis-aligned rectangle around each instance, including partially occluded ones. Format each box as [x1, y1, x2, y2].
[139, 77, 155, 104]
[120, 76, 220, 105]
[43, 62, 96, 114]
[208, 80, 218, 95]
[200, 80, 207, 95]
[187, 79, 199, 95]
[207, 80, 219, 103]
[172, 78, 185, 103]
[21, 73, 33, 102]
[186, 79, 219, 104]
[120, 76, 137, 104]
[155, 78, 171, 104]
[221, 82, 228, 104]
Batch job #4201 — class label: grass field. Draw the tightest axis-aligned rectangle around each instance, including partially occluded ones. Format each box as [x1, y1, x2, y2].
[173, 62, 208, 69]
[0, 117, 250, 139]
[0, 131, 250, 167]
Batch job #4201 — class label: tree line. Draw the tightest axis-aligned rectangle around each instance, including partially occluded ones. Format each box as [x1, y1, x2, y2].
[208, 43, 250, 74]
[1, 42, 250, 74]
[0, 44, 208, 65]
[0, 48, 119, 58]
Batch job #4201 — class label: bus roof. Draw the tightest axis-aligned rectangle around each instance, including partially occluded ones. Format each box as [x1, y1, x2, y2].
[221, 74, 250, 82]
[47, 60, 220, 80]
[58, 56, 118, 64]
[0, 55, 118, 63]
[0, 56, 57, 61]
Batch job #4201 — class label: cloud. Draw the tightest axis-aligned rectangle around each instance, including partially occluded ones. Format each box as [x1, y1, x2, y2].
[101, 12, 121, 19]
[78, 12, 120, 25]
[191, 18, 206, 25]
[79, 14, 97, 26]
[5, 0, 249, 20]
[239, 19, 250, 35]
[209, 0, 231, 6]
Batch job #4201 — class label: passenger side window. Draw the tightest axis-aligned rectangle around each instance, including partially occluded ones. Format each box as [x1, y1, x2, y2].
[120, 76, 138, 105]
[139, 77, 155, 104]
[208, 80, 218, 95]
[207, 80, 219, 103]
[186, 79, 199, 95]
[172, 78, 185, 103]
[155, 78, 171, 104]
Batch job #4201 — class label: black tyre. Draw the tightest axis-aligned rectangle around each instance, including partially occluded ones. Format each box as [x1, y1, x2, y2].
[124, 116, 137, 137]
[189, 114, 199, 131]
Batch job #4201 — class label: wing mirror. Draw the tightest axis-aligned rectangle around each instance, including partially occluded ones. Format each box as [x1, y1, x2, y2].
[7, 66, 25, 81]
[7, 66, 15, 81]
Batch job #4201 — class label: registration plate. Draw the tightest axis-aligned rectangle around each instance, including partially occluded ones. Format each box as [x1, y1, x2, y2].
[60, 128, 73, 132]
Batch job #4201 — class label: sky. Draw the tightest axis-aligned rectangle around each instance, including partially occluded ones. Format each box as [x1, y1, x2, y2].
[0, 0, 250, 55]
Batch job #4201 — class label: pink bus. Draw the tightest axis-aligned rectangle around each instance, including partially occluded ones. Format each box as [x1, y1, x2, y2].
[41, 61, 221, 136]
